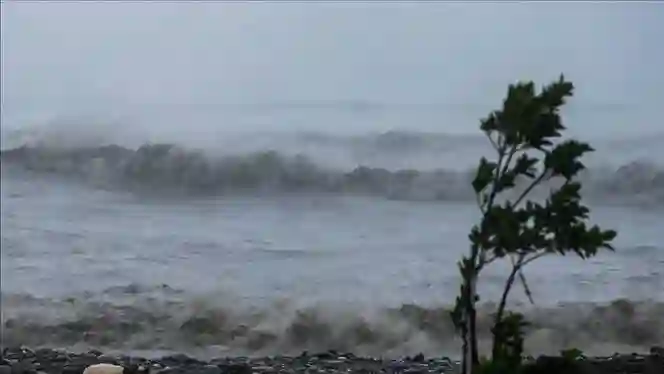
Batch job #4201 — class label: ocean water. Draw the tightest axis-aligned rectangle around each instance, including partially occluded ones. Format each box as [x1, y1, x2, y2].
[1, 107, 663, 359]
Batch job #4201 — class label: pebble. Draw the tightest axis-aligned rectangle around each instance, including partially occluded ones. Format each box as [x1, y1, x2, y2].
[215, 364, 251, 374]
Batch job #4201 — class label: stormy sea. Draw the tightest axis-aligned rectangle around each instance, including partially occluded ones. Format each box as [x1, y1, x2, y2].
[1, 107, 663, 360]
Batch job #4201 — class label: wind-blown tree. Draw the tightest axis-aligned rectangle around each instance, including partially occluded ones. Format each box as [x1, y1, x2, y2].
[450, 75, 617, 374]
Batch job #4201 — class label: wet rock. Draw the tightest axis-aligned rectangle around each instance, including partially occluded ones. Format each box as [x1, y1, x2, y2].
[34, 350, 57, 361]
[68, 357, 98, 368]
[8, 347, 664, 374]
[34, 363, 64, 374]
[19, 349, 36, 360]
[10, 361, 37, 374]
[95, 357, 117, 365]
[403, 368, 429, 374]
[313, 352, 336, 360]
[644, 357, 664, 374]
[245, 366, 272, 374]
[651, 346, 664, 357]
[2, 348, 24, 361]
[202, 365, 222, 374]
[216, 364, 251, 374]
[60, 364, 87, 374]
[412, 353, 425, 363]
[388, 361, 411, 372]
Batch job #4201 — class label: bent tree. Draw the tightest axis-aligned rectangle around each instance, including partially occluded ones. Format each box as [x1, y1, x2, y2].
[450, 75, 617, 374]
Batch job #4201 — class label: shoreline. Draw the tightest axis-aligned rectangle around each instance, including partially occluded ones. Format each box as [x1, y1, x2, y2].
[1, 347, 662, 374]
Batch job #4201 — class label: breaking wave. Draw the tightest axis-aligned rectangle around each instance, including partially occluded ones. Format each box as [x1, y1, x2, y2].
[2, 141, 663, 205]
[1, 285, 662, 358]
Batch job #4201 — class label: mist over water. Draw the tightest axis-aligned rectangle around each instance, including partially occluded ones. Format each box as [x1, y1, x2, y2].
[2, 124, 663, 357]
[2, 1, 664, 359]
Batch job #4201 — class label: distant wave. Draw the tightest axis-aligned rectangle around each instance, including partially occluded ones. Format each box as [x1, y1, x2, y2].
[1, 285, 661, 358]
[0, 143, 475, 201]
[1, 142, 663, 205]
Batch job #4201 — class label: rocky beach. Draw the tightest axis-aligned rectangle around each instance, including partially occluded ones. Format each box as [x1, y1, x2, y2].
[1, 347, 663, 374]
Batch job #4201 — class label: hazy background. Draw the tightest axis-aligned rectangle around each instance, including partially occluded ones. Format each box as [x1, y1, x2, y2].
[2, 1, 663, 142]
[2, 2, 664, 356]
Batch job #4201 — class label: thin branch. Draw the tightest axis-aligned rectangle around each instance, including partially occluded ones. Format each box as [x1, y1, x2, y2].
[487, 133, 499, 152]
[520, 251, 549, 268]
[494, 253, 525, 324]
[483, 253, 500, 266]
[465, 131, 510, 370]
[475, 192, 486, 215]
[517, 268, 535, 305]
[499, 144, 518, 180]
[476, 134, 508, 266]
[512, 170, 548, 208]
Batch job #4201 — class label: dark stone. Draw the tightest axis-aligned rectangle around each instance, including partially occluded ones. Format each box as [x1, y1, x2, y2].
[96, 356, 118, 365]
[388, 362, 411, 372]
[412, 353, 425, 363]
[352, 369, 374, 374]
[10, 361, 37, 374]
[217, 364, 251, 374]
[651, 346, 664, 357]
[196, 365, 220, 374]
[314, 352, 335, 360]
[60, 364, 87, 374]
[34, 350, 57, 361]
[64, 358, 97, 372]
[50, 353, 69, 364]
[644, 355, 664, 374]
[403, 369, 428, 374]
[2, 348, 24, 361]
[19, 349, 35, 360]
[34, 363, 64, 374]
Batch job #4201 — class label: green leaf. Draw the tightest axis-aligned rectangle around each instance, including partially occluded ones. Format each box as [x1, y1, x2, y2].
[473, 157, 498, 194]
[512, 154, 539, 179]
[544, 140, 594, 179]
[480, 112, 500, 133]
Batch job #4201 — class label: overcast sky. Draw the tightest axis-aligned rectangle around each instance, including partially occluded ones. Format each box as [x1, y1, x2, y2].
[1, 1, 662, 138]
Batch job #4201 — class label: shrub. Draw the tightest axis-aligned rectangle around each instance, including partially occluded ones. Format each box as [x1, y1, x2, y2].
[450, 75, 617, 374]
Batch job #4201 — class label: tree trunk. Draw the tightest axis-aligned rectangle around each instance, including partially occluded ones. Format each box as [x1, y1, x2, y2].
[462, 273, 479, 374]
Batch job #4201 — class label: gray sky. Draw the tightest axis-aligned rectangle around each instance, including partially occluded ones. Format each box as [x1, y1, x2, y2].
[1, 1, 662, 137]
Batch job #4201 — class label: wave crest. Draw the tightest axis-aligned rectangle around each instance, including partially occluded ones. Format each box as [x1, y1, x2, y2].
[0, 143, 472, 200]
[2, 142, 663, 204]
[1, 287, 661, 358]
